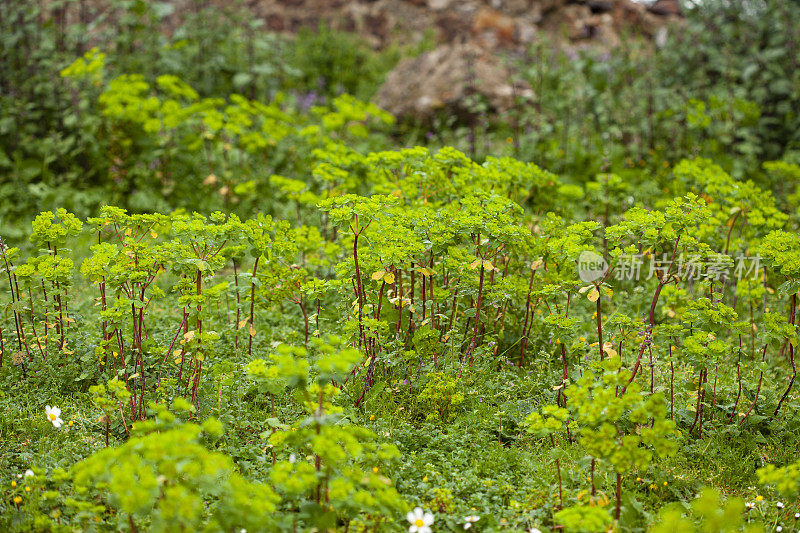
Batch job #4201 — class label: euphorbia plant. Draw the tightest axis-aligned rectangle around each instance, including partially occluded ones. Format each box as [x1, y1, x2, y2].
[89, 377, 132, 445]
[737, 311, 796, 425]
[169, 212, 239, 405]
[605, 194, 713, 392]
[527, 355, 677, 523]
[317, 194, 397, 353]
[247, 336, 406, 531]
[758, 229, 800, 417]
[678, 297, 738, 437]
[83, 209, 169, 419]
[445, 192, 526, 364]
[70, 400, 279, 532]
[29, 209, 83, 353]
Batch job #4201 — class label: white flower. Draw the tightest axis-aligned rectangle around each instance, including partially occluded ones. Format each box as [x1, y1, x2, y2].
[45, 406, 63, 428]
[776, 527, 782, 532]
[24, 470, 34, 478]
[464, 515, 480, 530]
[529, 529, 543, 533]
[777, 502, 785, 509]
[795, 512, 799, 519]
[745, 502, 755, 510]
[407, 507, 434, 533]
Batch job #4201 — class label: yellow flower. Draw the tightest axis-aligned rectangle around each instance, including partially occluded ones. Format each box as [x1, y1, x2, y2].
[663, 481, 667, 486]
[369, 415, 375, 421]
[372, 467, 379, 474]
[13, 496, 22, 504]
[68, 420, 73, 427]
[755, 495, 764, 501]
[636, 477, 641, 482]
[25, 486, 31, 492]
[422, 476, 428, 482]
[11, 481, 16, 487]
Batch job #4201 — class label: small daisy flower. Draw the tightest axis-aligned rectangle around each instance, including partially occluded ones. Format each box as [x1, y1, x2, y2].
[45, 406, 63, 428]
[776, 527, 782, 532]
[777, 502, 784, 509]
[407, 507, 434, 533]
[794, 512, 799, 519]
[464, 515, 480, 530]
[24, 470, 34, 478]
[745, 502, 755, 510]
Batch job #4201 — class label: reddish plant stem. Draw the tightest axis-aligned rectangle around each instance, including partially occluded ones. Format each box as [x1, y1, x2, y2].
[519, 266, 537, 366]
[729, 335, 743, 422]
[28, 286, 45, 360]
[466, 263, 485, 364]
[158, 313, 188, 387]
[406, 262, 415, 342]
[299, 298, 309, 345]
[396, 268, 404, 336]
[2, 253, 23, 352]
[551, 433, 563, 510]
[191, 270, 203, 406]
[595, 284, 604, 361]
[624, 236, 681, 394]
[421, 266, 426, 321]
[233, 259, 240, 349]
[353, 233, 366, 348]
[248, 257, 260, 358]
[773, 292, 797, 417]
[739, 343, 768, 424]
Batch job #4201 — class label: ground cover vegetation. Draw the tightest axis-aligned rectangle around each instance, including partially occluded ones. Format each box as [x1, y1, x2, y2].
[2, 0, 800, 531]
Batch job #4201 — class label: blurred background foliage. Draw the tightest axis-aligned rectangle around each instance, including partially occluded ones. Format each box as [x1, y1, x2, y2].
[1, 0, 799, 241]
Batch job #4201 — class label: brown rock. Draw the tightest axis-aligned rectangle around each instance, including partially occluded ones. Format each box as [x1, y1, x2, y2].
[436, 12, 473, 42]
[374, 42, 533, 119]
[427, 0, 452, 9]
[648, 0, 681, 16]
[266, 14, 285, 31]
[472, 7, 516, 47]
